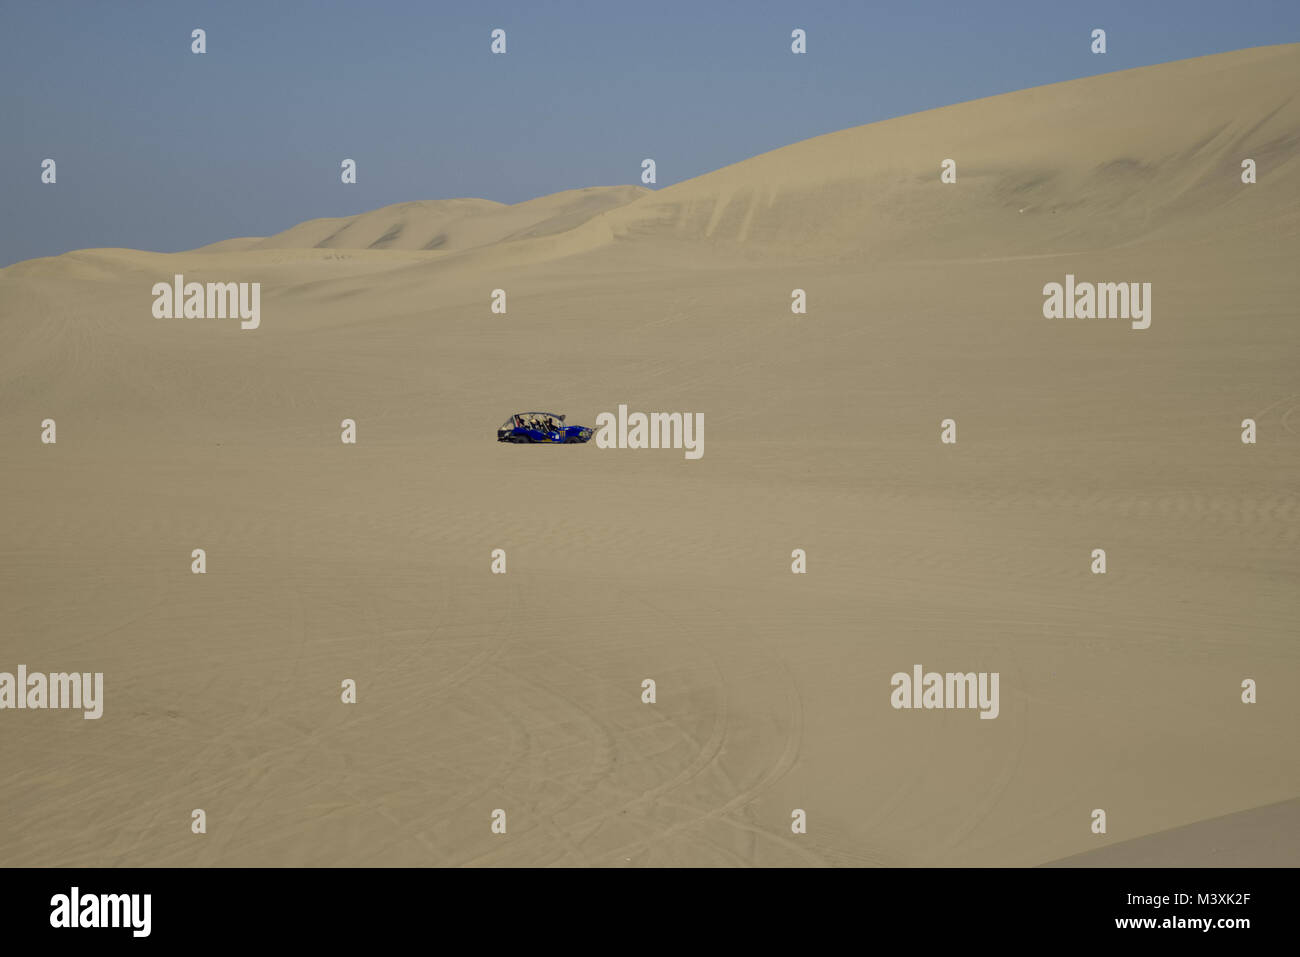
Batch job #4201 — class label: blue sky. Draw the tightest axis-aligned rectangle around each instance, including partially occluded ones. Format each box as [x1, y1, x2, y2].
[2, 0, 1297, 266]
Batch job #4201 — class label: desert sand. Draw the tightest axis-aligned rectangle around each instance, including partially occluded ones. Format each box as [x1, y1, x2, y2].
[0, 44, 1297, 867]
[1047, 797, 1300, 867]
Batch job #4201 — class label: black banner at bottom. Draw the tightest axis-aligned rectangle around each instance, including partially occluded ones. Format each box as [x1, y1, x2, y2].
[0, 866, 1283, 943]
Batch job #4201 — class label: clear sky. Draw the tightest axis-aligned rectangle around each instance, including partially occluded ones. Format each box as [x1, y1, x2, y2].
[2, 0, 1297, 266]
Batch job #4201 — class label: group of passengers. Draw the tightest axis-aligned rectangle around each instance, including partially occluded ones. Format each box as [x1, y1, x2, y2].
[519, 414, 560, 432]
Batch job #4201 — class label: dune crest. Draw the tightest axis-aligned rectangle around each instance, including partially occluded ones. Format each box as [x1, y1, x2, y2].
[6, 45, 1297, 275]
[601, 43, 1300, 261]
[243, 186, 648, 255]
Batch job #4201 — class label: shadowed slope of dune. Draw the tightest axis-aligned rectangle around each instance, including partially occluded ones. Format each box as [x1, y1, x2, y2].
[243, 186, 649, 254]
[1044, 798, 1300, 867]
[255, 198, 503, 251]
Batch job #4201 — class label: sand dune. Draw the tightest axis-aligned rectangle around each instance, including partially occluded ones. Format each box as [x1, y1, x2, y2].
[238, 186, 648, 254]
[595, 43, 1300, 263]
[1045, 797, 1300, 867]
[0, 45, 1296, 867]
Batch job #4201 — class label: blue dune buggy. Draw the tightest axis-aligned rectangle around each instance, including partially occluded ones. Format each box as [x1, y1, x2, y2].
[497, 412, 593, 444]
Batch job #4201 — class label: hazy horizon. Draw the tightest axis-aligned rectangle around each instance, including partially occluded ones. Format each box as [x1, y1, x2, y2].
[4, 0, 1300, 267]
